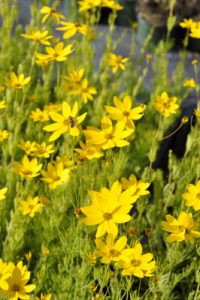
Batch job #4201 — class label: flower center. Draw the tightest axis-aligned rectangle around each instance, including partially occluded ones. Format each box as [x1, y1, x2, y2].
[105, 133, 113, 140]
[131, 259, 141, 267]
[103, 213, 112, 220]
[12, 284, 20, 292]
[110, 249, 120, 257]
[23, 170, 33, 175]
[123, 111, 129, 116]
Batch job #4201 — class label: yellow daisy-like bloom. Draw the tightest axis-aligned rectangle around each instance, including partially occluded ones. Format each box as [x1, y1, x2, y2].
[13, 155, 42, 180]
[78, 0, 101, 12]
[41, 160, 71, 189]
[4, 261, 36, 300]
[0, 259, 12, 291]
[0, 130, 9, 142]
[83, 116, 133, 150]
[75, 141, 104, 161]
[95, 234, 127, 264]
[57, 21, 89, 39]
[182, 180, 200, 211]
[0, 187, 8, 200]
[194, 107, 200, 119]
[40, 6, 66, 23]
[107, 53, 129, 73]
[101, 0, 123, 10]
[154, 91, 179, 117]
[19, 196, 43, 218]
[0, 100, 6, 109]
[64, 68, 85, 84]
[25, 251, 32, 262]
[161, 211, 200, 243]
[31, 108, 50, 122]
[81, 181, 137, 238]
[183, 78, 196, 88]
[118, 242, 156, 277]
[18, 140, 36, 155]
[35, 42, 73, 63]
[121, 174, 150, 202]
[36, 293, 52, 300]
[190, 23, 200, 39]
[32, 142, 55, 158]
[6, 72, 31, 89]
[69, 78, 97, 103]
[44, 103, 62, 113]
[21, 30, 52, 45]
[43, 101, 87, 142]
[179, 18, 194, 29]
[105, 96, 146, 130]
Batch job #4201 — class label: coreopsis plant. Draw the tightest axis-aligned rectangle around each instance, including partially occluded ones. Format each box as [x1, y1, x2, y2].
[43, 101, 87, 141]
[69, 79, 97, 103]
[121, 174, 150, 202]
[182, 180, 200, 211]
[18, 141, 37, 155]
[83, 116, 133, 150]
[32, 142, 55, 158]
[0, 259, 12, 291]
[6, 72, 31, 89]
[183, 78, 196, 88]
[107, 53, 129, 73]
[13, 155, 42, 180]
[0, 187, 8, 200]
[95, 234, 127, 264]
[40, 6, 66, 23]
[75, 141, 104, 161]
[35, 42, 73, 63]
[117, 242, 157, 277]
[78, 0, 101, 12]
[21, 29, 52, 45]
[19, 196, 43, 218]
[154, 91, 179, 117]
[161, 212, 200, 243]
[0, 130, 9, 142]
[105, 96, 146, 129]
[30, 108, 50, 122]
[57, 21, 90, 39]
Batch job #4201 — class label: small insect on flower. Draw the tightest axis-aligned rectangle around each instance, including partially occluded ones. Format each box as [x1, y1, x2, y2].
[6, 72, 31, 89]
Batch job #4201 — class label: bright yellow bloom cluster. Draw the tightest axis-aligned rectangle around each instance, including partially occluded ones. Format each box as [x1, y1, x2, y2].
[179, 19, 200, 39]
[64, 68, 97, 103]
[182, 180, 200, 211]
[105, 95, 146, 130]
[161, 212, 200, 243]
[78, 0, 123, 12]
[154, 91, 179, 117]
[107, 52, 129, 73]
[0, 260, 35, 299]
[43, 101, 87, 141]
[21, 29, 52, 45]
[19, 141, 55, 158]
[13, 155, 42, 180]
[57, 21, 90, 39]
[19, 196, 43, 218]
[0, 187, 8, 201]
[41, 158, 71, 189]
[6, 72, 31, 89]
[121, 174, 150, 202]
[0, 130, 9, 142]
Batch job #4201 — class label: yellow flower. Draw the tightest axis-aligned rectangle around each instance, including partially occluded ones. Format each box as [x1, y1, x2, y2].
[121, 174, 150, 202]
[154, 91, 179, 117]
[83, 116, 133, 150]
[69, 78, 97, 103]
[57, 21, 90, 39]
[183, 78, 196, 88]
[36, 293, 52, 300]
[194, 107, 200, 119]
[35, 42, 73, 63]
[81, 181, 133, 238]
[31, 108, 50, 122]
[118, 242, 156, 277]
[25, 251, 32, 262]
[107, 53, 129, 73]
[161, 212, 200, 243]
[4, 261, 36, 300]
[0, 259, 12, 291]
[18, 140, 36, 155]
[21, 30, 52, 45]
[32, 142, 55, 158]
[64, 68, 85, 84]
[19, 196, 43, 218]
[6, 72, 31, 89]
[0, 187, 8, 200]
[44, 103, 62, 113]
[41, 160, 70, 189]
[13, 155, 42, 180]
[78, 0, 101, 12]
[101, 0, 123, 10]
[190, 25, 200, 39]
[75, 141, 104, 161]
[95, 234, 127, 264]
[179, 18, 194, 29]
[0, 130, 9, 142]
[105, 96, 146, 129]
[182, 180, 200, 211]
[0, 100, 6, 109]
[40, 6, 66, 23]
[43, 101, 87, 141]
